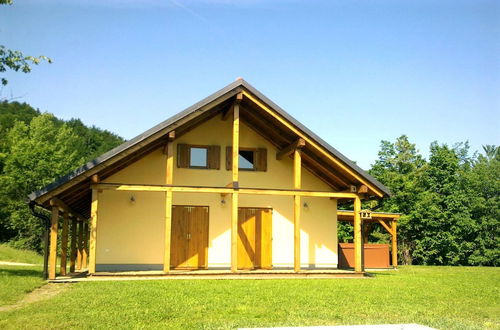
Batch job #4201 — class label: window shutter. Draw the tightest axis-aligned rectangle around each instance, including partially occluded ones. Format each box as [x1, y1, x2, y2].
[255, 148, 267, 171]
[226, 146, 232, 170]
[207, 145, 220, 170]
[177, 144, 190, 168]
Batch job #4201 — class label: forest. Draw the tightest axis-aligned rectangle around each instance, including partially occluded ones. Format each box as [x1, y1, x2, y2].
[0, 101, 498, 266]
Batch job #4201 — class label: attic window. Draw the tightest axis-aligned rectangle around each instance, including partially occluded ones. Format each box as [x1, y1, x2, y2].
[190, 147, 208, 168]
[177, 144, 221, 170]
[239, 150, 255, 170]
[226, 147, 267, 172]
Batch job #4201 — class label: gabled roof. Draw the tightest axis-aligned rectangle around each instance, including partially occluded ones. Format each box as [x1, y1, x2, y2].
[28, 79, 390, 216]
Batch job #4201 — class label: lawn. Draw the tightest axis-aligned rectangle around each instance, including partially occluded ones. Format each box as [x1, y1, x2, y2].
[0, 244, 43, 264]
[0, 266, 498, 329]
[0, 244, 45, 306]
[0, 265, 44, 306]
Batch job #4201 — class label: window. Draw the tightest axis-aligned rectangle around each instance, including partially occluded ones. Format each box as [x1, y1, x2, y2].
[190, 147, 208, 168]
[226, 147, 267, 172]
[238, 149, 255, 170]
[177, 144, 220, 169]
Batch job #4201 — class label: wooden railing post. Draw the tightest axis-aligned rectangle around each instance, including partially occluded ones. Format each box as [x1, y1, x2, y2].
[48, 204, 59, 280]
[164, 131, 175, 273]
[88, 189, 99, 274]
[77, 220, 84, 271]
[60, 211, 69, 276]
[392, 220, 398, 268]
[70, 216, 77, 273]
[231, 94, 241, 273]
[82, 221, 88, 269]
[353, 196, 363, 272]
[293, 148, 302, 272]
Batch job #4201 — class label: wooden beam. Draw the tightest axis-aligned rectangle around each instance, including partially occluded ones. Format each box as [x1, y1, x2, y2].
[231, 96, 240, 273]
[301, 152, 348, 189]
[337, 210, 401, 220]
[60, 211, 69, 276]
[76, 220, 84, 270]
[363, 222, 372, 244]
[231, 191, 238, 272]
[377, 219, 393, 235]
[164, 191, 173, 273]
[162, 131, 176, 154]
[92, 183, 359, 199]
[392, 220, 398, 268]
[48, 205, 59, 280]
[276, 138, 305, 160]
[223, 92, 243, 120]
[70, 216, 77, 273]
[240, 105, 289, 147]
[88, 188, 98, 274]
[353, 196, 363, 273]
[232, 100, 240, 186]
[49, 197, 86, 221]
[221, 104, 234, 121]
[358, 185, 368, 194]
[242, 91, 385, 197]
[301, 163, 340, 191]
[164, 136, 174, 273]
[82, 222, 88, 269]
[91, 174, 99, 184]
[293, 148, 301, 272]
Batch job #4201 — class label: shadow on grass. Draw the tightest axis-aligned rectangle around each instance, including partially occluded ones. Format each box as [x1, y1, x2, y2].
[0, 268, 43, 278]
[367, 272, 397, 277]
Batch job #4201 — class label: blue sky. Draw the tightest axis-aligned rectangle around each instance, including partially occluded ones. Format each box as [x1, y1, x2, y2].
[2, 0, 499, 169]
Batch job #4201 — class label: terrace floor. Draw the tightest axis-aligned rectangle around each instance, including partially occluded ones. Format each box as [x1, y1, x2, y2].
[49, 268, 372, 282]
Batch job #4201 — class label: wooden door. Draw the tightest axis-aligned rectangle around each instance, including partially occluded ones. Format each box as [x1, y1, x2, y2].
[170, 206, 209, 269]
[238, 208, 272, 270]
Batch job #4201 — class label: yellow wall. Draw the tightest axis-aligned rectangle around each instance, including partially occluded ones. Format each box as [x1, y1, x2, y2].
[96, 115, 338, 270]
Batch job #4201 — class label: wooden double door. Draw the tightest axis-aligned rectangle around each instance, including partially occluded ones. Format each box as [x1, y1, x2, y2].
[238, 208, 273, 270]
[170, 206, 209, 269]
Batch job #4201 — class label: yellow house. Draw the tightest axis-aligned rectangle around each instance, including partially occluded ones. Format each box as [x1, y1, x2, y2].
[28, 79, 396, 280]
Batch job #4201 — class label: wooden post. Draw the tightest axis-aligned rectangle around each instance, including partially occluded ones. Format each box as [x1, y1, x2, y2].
[60, 211, 69, 276]
[89, 176, 99, 274]
[293, 148, 301, 272]
[231, 95, 241, 273]
[48, 205, 59, 280]
[70, 216, 77, 273]
[392, 220, 398, 268]
[231, 192, 239, 272]
[353, 196, 363, 272]
[163, 132, 175, 273]
[77, 220, 84, 270]
[82, 222, 88, 269]
[363, 223, 372, 244]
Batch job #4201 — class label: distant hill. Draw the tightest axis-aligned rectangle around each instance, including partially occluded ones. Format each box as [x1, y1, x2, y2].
[0, 101, 124, 249]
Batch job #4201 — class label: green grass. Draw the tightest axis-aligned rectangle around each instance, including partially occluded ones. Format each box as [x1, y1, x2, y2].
[0, 265, 44, 306]
[0, 266, 498, 329]
[0, 244, 43, 264]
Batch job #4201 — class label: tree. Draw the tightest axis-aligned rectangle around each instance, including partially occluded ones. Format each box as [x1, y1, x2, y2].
[369, 135, 426, 264]
[0, 101, 124, 250]
[1, 1, 51, 86]
[0, 114, 86, 248]
[409, 142, 477, 265]
[464, 146, 500, 265]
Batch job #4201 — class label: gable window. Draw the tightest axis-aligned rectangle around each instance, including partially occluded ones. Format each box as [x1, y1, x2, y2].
[238, 149, 255, 170]
[226, 147, 267, 172]
[177, 144, 220, 169]
[190, 147, 208, 168]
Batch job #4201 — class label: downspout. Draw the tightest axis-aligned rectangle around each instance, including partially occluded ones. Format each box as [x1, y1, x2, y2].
[28, 201, 50, 280]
